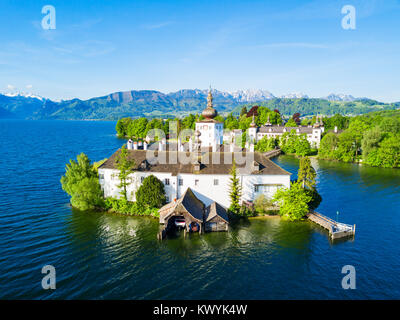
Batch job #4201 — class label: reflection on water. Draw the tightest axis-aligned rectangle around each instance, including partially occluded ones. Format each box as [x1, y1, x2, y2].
[1, 121, 400, 299]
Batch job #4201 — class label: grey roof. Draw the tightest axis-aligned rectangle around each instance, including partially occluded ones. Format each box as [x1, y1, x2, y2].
[99, 148, 291, 176]
[258, 125, 315, 134]
[204, 202, 229, 223]
[179, 188, 204, 221]
[158, 187, 204, 222]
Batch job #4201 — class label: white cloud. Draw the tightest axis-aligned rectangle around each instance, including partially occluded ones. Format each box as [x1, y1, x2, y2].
[7, 84, 15, 90]
[26, 84, 33, 89]
[142, 21, 174, 30]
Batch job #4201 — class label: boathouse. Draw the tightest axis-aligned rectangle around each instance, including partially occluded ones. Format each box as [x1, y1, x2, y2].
[159, 188, 205, 233]
[204, 202, 229, 232]
[158, 188, 229, 234]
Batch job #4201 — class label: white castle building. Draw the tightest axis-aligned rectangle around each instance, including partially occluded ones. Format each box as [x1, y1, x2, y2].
[98, 89, 291, 210]
[246, 113, 325, 148]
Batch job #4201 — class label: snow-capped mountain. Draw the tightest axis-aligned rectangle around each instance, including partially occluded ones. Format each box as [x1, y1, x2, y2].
[324, 93, 356, 102]
[1, 87, 390, 120]
[280, 92, 309, 99]
[229, 89, 275, 102]
[2, 91, 45, 101]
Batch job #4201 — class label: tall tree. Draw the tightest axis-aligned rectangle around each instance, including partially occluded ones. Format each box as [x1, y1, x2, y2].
[115, 145, 135, 200]
[228, 159, 242, 214]
[298, 157, 316, 190]
[60, 153, 103, 210]
[272, 182, 312, 221]
[240, 106, 248, 117]
[361, 127, 383, 159]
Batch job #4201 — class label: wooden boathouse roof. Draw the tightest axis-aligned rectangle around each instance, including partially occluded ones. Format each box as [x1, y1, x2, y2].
[159, 188, 204, 223]
[204, 202, 229, 223]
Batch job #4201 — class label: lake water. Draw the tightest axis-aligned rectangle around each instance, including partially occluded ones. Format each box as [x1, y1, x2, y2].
[0, 119, 399, 299]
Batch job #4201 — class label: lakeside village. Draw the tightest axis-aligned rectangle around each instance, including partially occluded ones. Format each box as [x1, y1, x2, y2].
[61, 88, 400, 240]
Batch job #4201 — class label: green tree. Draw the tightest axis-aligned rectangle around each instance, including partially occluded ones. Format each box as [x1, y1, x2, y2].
[318, 132, 339, 160]
[272, 182, 312, 221]
[254, 194, 275, 215]
[238, 114, 252, 130]
[228, 160, 242, 214]
[298, 157, 316, 190]
[255, 136, 277, 152]
[285, 118, 297, 127]
[145, 118, 163, 136]
[336, 130, 358, 162]
[116, 117, 132, 137]
[127, 118, 148, 138]
[361, 127, 383, 160]
[60, 153, 103, 210]
[365, 134, 400, 168]
[240, 106, 248, 117]
[115, 145, 135, 199]
[323, 114, 349, 130]
[295, 135, 312, 156]
[136, 175, 166, 209]
[279, 131, 311, 156]
[182, 114, 196, 129]
[224, 113, 239, 130]
[379, 117, 400, 133]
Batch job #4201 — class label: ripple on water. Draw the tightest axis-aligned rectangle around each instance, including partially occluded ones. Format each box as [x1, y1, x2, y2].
[1, 121, 400, 299]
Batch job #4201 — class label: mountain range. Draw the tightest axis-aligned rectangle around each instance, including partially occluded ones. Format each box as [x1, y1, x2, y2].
[0, 89, 398, 120]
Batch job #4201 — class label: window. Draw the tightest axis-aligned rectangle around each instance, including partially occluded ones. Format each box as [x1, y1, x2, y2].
[165, 178, 170, 185]
[255, 185, 260, 193]
[141, 176, 144, 183]
[99, 174, 104, 180]
[213, 179, 219, 186]
[166, 195, 170, 202]
[195, 179, 199, 186]
[178, 179, 183, 186]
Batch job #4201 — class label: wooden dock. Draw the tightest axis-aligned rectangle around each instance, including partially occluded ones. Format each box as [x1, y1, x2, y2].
[306, 211, 355, 240]
[264, 148, 281, 159]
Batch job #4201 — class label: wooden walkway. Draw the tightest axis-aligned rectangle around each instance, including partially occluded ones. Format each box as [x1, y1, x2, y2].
[306, 211, 356, 240]
[264, 148, 281, 159]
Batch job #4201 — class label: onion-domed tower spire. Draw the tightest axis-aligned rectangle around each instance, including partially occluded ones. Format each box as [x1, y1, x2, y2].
[202, 86, 218, 119]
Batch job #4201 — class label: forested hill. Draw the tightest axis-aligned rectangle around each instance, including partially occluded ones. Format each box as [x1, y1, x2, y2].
[230, 98, 400, 117]
[0, 89, 399, 120]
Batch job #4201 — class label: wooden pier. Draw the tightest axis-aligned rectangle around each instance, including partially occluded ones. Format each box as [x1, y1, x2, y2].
[306, 211, 355, 240]
[264, 148, 281, 159]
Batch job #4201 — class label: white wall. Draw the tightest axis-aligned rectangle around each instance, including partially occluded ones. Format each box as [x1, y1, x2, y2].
[99, 168, 291, 209]
[98, 169, 177, 202]
[241, 174, 290, 203]
[196, 122, 223, 147]
[255, 128, 323, 148]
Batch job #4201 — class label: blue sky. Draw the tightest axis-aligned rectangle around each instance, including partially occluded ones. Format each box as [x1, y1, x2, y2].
[0, 0, 399, 102]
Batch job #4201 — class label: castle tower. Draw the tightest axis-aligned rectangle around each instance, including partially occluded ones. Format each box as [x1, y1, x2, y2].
[265, 114, 272, 126]
[195, 87, 224, 148]
[248, 114, 258, 145]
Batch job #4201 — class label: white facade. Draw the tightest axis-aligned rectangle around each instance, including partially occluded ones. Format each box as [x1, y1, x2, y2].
[254, 126, 324, 148]
[98, 168, 291, 209]
[195, 122, 223, 148]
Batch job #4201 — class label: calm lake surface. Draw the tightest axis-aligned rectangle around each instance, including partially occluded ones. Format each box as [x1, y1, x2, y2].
[0, 119, 399, 299]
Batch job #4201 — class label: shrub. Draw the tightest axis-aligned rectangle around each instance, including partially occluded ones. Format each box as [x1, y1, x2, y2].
[136, 175, 166, 210]
[60, 153, 103, 211]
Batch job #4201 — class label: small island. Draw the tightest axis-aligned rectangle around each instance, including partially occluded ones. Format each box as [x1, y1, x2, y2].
[59, 88, 400, 240]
